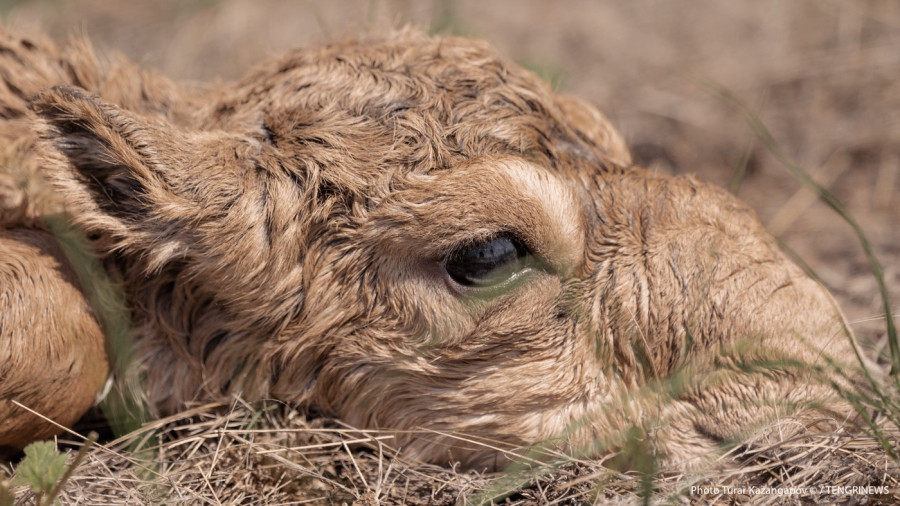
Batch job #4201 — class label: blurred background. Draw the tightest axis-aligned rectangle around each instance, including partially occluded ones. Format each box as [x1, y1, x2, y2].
[2, 0, 897, 353]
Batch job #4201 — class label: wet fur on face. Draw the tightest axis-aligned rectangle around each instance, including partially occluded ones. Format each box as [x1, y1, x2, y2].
[0, 28, 861, 469]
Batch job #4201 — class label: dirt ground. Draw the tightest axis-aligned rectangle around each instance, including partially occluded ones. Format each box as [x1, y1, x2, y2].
[6, 0, 894, 354]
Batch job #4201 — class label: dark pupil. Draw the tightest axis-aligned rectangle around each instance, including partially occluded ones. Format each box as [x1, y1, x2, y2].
[446, 236, 524, 286]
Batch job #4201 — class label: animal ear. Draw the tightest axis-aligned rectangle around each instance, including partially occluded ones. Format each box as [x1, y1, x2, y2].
[29, 85, 187, 234]
[554, 94, 632, 167]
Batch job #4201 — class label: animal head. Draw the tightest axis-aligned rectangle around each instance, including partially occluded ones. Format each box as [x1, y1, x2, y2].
[30, 32, 852, 469]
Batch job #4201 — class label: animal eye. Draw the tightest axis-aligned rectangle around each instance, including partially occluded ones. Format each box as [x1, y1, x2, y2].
[445, 235, 531, 287]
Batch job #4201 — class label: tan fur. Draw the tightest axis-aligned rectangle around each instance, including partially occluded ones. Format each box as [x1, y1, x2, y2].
[0, 28, 863, 469]
[0, 228, 108, 448]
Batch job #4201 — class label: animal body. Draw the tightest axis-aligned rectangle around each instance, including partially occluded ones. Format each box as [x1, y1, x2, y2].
[0, 28, 861, 469]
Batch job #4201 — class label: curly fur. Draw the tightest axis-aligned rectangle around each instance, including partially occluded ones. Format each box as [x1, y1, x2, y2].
[0, 28, 862, 469]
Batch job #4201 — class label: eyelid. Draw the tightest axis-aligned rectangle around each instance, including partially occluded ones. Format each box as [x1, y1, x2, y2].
[365, 158, 584, 276]
[450, 230, 531, 256]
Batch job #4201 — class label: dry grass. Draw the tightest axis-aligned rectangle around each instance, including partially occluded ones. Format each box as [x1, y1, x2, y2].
[2, 0, 900, 504]
[12, 403, 492, 505]
[4, 402, 898, 504]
